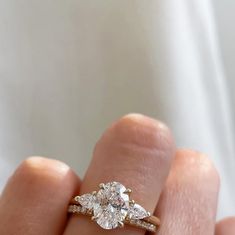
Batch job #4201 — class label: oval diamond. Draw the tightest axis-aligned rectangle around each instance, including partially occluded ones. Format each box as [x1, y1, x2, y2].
[93, 182, 129, 229]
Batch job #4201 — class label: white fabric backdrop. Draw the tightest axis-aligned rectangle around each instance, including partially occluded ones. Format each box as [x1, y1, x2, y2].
[0, 0, 234, 219]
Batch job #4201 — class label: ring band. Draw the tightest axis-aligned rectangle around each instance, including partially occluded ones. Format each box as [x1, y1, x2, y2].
[67, 181, 160, 233]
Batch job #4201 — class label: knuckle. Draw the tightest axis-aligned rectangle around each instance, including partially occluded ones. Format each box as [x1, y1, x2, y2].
[114, 113, 175, 153]
[95, 113, 175, 165]
[177, 149, 220, 186]
[17, 157, 47, 179]
[14, 156, 69, 187]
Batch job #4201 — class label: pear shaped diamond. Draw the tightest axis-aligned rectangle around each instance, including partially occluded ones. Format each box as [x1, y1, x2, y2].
[76, 193, 96, 210]
[128, 203, 149, 220]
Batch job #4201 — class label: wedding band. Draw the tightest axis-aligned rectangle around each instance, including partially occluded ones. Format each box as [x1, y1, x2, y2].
[68, 181, 160, 233]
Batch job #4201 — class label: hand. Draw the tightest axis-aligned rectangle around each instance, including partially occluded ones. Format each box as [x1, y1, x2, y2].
[0, 114, 234, 235]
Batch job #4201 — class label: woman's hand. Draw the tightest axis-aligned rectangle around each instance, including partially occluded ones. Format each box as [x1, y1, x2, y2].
[0, 114, 234, 235]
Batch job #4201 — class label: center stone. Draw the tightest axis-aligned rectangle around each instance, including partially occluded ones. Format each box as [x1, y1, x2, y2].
[93, 182, 130, 229]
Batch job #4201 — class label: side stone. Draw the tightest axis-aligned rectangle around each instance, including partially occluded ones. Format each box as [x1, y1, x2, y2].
[76, 193, 96, 210]
[127, 203, 149, 220]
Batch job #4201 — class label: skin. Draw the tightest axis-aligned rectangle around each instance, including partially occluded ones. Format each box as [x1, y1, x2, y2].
[0, 113, 234, 235]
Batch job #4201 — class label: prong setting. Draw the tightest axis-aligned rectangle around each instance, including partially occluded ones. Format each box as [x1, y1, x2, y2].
[124, 188, 132, 195]
[99, 183, 105, 189]
[118, 221, 124, 228]
[74, 196, 80, 202]
[130, 200, 135, 206]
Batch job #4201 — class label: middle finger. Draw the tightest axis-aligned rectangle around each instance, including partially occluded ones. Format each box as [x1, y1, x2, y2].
[64, 114, 175, 235]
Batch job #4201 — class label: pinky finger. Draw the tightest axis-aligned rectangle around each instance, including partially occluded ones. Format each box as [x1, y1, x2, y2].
[215, 217, 235, 235]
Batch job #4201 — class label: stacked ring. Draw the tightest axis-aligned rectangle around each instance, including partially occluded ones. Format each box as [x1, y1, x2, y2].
[68, 181, 160, 233]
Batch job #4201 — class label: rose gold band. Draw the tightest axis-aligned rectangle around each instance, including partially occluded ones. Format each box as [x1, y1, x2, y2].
[68, 181, 160, 233]
[68, 204, 160, 233]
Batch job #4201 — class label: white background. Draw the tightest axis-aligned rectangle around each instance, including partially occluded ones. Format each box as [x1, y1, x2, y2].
[0, 0, 234, 219]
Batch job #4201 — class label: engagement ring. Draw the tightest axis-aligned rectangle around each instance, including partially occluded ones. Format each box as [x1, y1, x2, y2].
[68, 181, 160, 233]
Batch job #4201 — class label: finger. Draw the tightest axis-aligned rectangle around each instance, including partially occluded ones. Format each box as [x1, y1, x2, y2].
[0, 157, 80, 235]
[155, 149, 220, 235]
[64, 113, 175, 235]
[215, 217, 235, 235]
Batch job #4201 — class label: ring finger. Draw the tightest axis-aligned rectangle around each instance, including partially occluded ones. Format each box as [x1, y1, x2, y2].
[64, 113, 175, 235]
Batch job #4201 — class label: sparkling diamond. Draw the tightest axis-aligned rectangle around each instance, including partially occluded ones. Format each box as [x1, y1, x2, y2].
[128, 203, 149, 220]
[76, 193, 96, 210]
[93, 182, 130, 229]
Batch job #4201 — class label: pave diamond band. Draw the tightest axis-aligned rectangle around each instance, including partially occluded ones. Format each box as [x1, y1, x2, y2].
[67, 181, 160, 233]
